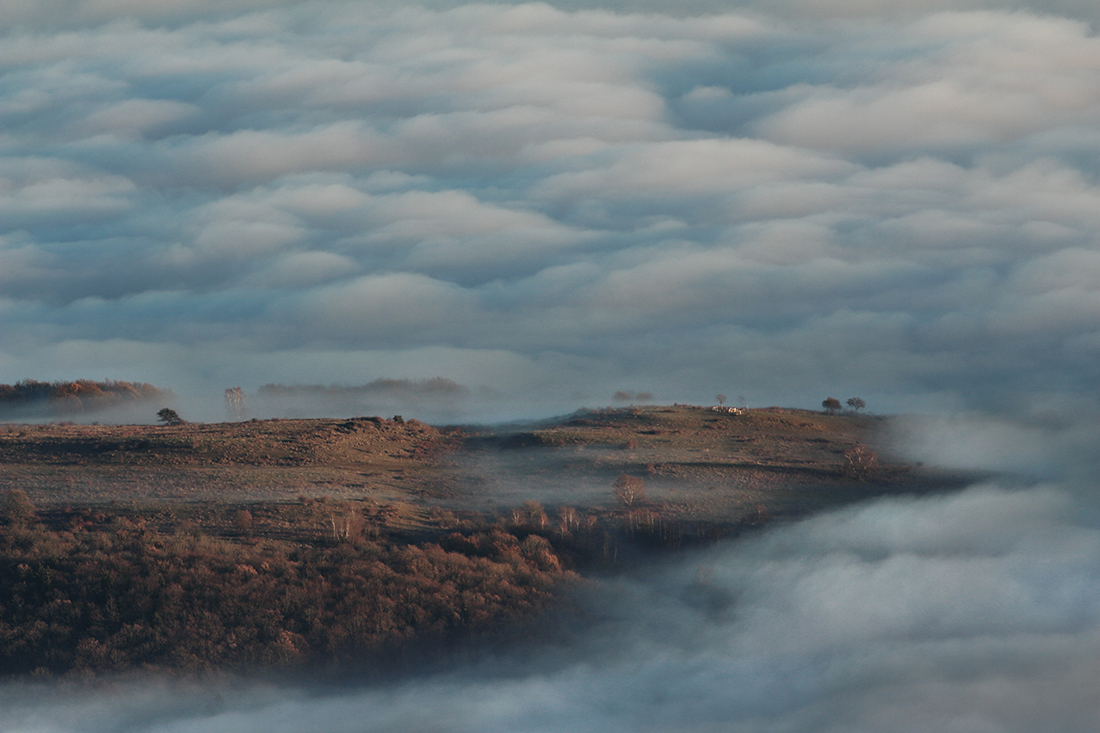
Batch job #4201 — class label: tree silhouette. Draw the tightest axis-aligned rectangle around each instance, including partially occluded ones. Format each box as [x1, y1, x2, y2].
[846, 397, 866, 412]
[157, 407, 184, 425]
[822, 397, 841, 415]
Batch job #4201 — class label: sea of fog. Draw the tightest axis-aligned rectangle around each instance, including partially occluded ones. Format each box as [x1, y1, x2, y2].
[2, 415, 1099, 732]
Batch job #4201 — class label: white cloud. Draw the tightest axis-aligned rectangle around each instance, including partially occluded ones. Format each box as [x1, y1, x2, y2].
[290, 272, 479, 342]
[758, 11, 1100, 154]
[536, 138, 854, 203]
[2, 0, 1100, 415]
[240, 249, 357, 288]
[79, 98, 200, 138]
[183, 122, 392, 186]
[0, 234, 54, 285]
[0, 171, 135, 222]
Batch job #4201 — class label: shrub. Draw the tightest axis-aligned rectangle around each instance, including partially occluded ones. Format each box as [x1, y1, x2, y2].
[2, 490, 36, 526]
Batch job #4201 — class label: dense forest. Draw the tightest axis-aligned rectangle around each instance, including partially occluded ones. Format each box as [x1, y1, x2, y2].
[0, 491, 573, 677]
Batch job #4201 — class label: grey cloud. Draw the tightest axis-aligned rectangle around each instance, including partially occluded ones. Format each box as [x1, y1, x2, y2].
[755, 12, 1100, 157]
[240, 250, 358, 288]
[2, 1, 1100, 419]
[79, 98, 201, 138]
[285, 272, 481, 347]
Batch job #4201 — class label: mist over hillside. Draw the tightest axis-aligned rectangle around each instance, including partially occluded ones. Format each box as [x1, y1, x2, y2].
[1, 408, 1098, 732]
[3, 477, 1097, 730]
[250, 378, 473, 421]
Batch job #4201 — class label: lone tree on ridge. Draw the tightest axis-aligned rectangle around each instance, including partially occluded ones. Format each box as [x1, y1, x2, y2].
[157, 407, 184, 425]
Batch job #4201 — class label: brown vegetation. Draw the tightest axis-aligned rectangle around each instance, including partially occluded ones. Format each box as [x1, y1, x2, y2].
[0, 380, 171, 418]
[0, 498, 572, 677]
[0, 404, 967, 679]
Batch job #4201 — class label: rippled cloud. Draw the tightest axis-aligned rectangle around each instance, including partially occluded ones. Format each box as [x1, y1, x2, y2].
[2, 0, 1099, 419]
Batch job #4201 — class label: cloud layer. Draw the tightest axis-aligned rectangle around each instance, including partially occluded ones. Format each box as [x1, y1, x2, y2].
[2, 0, 1100, 421]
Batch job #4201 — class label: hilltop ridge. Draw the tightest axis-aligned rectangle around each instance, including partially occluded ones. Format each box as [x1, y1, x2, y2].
[0, 405, 931, 512]
[0, 405, 970, 678]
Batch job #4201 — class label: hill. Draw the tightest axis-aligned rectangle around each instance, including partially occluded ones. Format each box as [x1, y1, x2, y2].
[0, 406, 968, 678]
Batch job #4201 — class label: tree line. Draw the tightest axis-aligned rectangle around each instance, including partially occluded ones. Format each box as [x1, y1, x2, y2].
[0, 492, 572, 678]
[0, 380, 171, 416]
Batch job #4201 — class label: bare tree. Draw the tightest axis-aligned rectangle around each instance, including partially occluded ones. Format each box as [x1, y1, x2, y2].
[843, 444, 879, 479]
[522, 500, 549, 529]
[846, 397, 866, 412]
[225, 387, 247, 420]
[330, 509, 362, 543]
[558, 506, 579, 532]
[716, 394, 727, 407]
[613, 474, 646, 507]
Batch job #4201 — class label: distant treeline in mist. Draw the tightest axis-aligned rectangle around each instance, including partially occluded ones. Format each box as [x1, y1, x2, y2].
[0, 494, 570, 678]
[258, 378, 469, 399]
[0, 380, 171, 419]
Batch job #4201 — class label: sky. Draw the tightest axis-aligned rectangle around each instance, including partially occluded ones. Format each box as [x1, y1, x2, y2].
[3, 0, 1100, 421]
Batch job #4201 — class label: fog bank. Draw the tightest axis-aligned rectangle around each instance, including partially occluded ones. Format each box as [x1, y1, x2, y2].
[2, 477, 1097, 732]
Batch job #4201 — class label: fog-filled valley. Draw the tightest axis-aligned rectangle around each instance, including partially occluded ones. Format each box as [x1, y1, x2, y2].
[3, 477, 1097, 732]
[1, 409, 1098, 732]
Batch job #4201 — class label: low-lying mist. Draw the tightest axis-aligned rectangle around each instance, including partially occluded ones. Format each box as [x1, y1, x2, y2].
[0, 408, 1095, 732]
[4, 471, 1098, 732]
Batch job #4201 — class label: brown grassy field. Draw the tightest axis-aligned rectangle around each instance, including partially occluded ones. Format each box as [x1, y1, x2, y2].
[0, 405, 963, 537]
